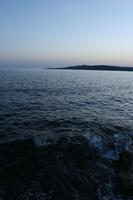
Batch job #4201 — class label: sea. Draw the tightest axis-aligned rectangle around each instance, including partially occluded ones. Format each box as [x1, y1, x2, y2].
[0, 67, 133, 199]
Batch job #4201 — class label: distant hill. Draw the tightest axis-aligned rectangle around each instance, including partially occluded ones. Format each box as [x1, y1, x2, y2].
[49, 65, 133, 72]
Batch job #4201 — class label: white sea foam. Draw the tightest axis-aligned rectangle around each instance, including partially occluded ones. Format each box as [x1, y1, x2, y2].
[85, 130, 133, 161]
[34, 137, 55, 147]
[84, 132, 103, 152]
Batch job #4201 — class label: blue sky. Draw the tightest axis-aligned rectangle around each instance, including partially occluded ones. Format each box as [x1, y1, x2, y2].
[0, 0, 133, 67]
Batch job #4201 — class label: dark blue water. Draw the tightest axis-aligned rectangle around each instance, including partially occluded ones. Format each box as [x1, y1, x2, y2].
[0, 68, 133, 142]
[0, 68, 133, 199]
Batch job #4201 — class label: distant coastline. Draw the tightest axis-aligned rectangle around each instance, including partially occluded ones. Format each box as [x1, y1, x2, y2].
[48, 65, 133, 72]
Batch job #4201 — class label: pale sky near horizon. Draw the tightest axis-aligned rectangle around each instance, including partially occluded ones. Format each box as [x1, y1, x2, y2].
[0, 0, 133, 67]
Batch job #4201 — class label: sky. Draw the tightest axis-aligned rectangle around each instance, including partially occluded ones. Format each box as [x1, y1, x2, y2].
[0, 0, 133, 67]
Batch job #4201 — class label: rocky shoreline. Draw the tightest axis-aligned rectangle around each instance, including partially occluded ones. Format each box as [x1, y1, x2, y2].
[0, 134, 133, 199]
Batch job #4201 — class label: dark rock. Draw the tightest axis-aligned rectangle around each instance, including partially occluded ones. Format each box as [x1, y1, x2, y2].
[113, 150, 133, 197]
[0, 136, 132, 199]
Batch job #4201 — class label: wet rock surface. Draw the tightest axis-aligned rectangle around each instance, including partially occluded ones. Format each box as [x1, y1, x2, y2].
[0, 135, 133, 200]
[113, 150, 133, 197]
